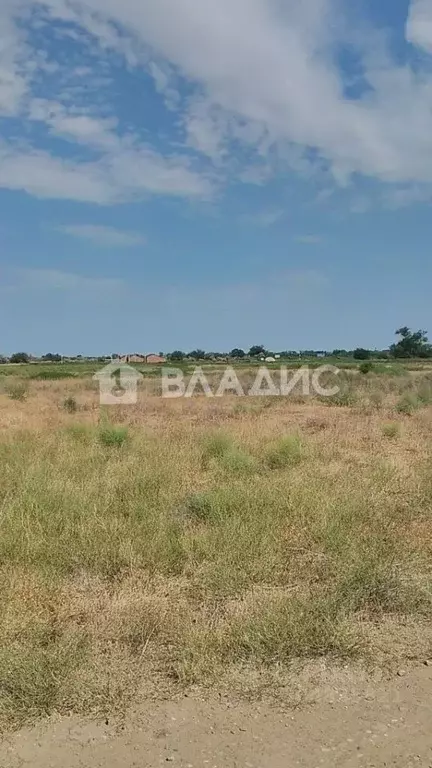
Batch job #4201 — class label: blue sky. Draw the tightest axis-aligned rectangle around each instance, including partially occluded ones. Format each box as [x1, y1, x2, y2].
[1, 0, 432, 355]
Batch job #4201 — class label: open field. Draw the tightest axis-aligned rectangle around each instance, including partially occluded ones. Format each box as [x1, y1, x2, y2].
[2, 357, 432, 381]
[1, 363, 432, 733]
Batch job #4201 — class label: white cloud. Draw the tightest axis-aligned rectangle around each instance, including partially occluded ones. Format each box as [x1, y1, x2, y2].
[0, 4, 214, 203]
[184, 99, 230, 162]
[0, 1, 29, 116]
[2, 0, 432, 206]
[0, 117, 212, 203]
[0, 142, 113, 203]
[407, 0, 432, 52]
[28, 100, 120, 149]
[148, 61, 180, 110]
[57, 224, 146, 247]
[36, 0, 432, 185]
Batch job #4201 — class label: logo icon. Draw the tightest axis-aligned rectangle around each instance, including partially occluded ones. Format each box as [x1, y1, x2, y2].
[93, 362, 143, 405]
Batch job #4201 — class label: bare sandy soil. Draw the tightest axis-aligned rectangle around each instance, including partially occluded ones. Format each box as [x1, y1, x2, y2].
[2, 663, 432, 768]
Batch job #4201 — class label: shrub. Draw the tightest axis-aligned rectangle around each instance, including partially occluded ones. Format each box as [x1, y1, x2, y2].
[265, 435, 302, 469]
[359, 361, 374, 375]
[416, 382, 432, 405]
[5, 381, 28, 401]
[382, 422, 401, 439]
[396, 393, 420, 415]
[98, 424, 129, 447]
[63, 396, 78, 414]
[201, 431, 233, 466]
[218, 447, 258, 475]
[368, 391, 383, 409]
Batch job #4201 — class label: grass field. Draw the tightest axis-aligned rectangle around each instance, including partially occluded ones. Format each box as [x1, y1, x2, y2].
[2, 357, 432, 381]
[1, 362, 432, 730]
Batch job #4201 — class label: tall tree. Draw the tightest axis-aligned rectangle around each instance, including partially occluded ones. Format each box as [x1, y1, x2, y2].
[390, 328, 432, 359]
[248, 345, 267, 357]
[169, 350, 185, 361]
[353, 348, 371, 360]
[10, 352, 30, 364]
[42, 353, 62, 362]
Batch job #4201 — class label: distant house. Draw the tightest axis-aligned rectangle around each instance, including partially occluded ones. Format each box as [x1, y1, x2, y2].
[120, 354, 146, 364]
[118, 353, 166, 364]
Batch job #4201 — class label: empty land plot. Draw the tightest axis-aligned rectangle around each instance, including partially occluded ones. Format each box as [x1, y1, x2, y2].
[1, 365, 432, 731]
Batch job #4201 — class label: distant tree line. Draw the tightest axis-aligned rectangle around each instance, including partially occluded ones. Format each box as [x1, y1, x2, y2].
[2, 328, 432, 364]
[167, 330, 432, 361]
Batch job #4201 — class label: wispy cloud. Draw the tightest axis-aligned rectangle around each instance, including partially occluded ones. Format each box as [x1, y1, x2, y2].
[2, 0, 432, 208]
[12, 268, 124, 295]
[0, 137, 213, 204]
[57, 224, 146, 247]
[241, 209, 285, 227]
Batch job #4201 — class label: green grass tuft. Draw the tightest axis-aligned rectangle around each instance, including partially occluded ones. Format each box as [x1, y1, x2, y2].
[265, 435, 302, 469]
[218, 447, 258, 475]
[396, 392, 420, 415]
[382, 422, 401, 439]
[4, 381, 28, 401]
[201, 431, 233, 463]
[98, 424, 129, 448]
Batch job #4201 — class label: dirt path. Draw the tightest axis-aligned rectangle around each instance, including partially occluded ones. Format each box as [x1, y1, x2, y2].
[1, 664, 432, 768]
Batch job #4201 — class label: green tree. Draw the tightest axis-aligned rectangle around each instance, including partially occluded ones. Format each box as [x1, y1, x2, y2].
[248, 345, 267, 357]
[10, 352, 30, 364]
[42, 353, 62, 362]
[353, 348, 371, 360]
[188, 349, 206, 360]
[230, 348, 245, 358]
[169, 350, 185, 361]
[390, 328, 432, 359]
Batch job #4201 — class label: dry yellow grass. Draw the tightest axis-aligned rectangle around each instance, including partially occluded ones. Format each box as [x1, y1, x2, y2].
[1, 370, 432, 730]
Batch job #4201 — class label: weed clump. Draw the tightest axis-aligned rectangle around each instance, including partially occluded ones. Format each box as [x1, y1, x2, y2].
[201, 432, 233, 465]
[98, 424, 129, 447]
[5, 381, 28, 401]
[396, 392, 420, 415]
[382, 422, 401, 439]
[181, 491, 220, 523]
[218, 447, 258, 475]
[265, 435, 302, 469]
[63, 396, 78, 413]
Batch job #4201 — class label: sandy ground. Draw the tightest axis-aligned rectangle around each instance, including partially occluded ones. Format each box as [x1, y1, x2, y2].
[1, 663, 432, 768]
